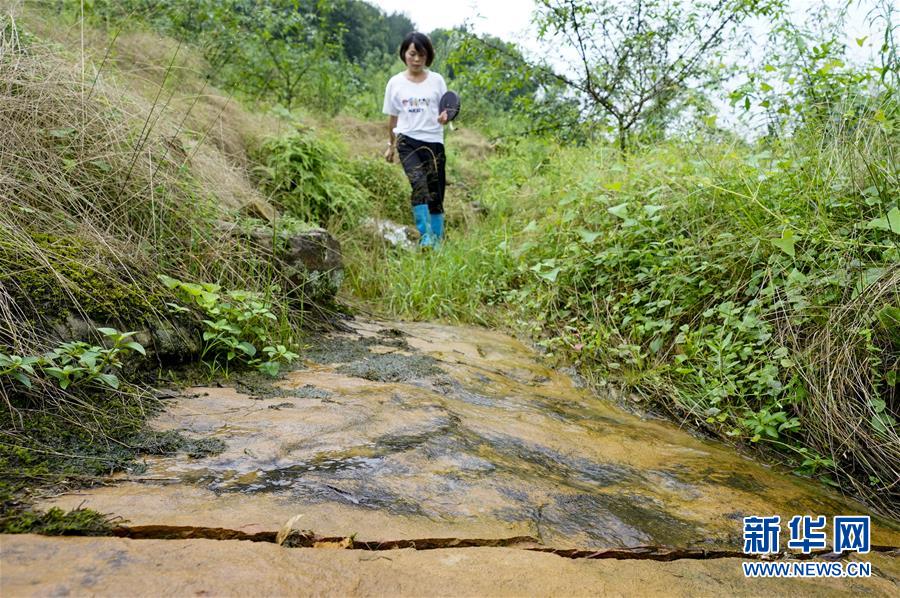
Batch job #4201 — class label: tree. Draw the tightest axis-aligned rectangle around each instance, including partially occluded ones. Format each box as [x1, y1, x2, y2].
[435, 28, 588, 139]
[526, 0, 783, 151]
[318, 0, 414, 64]
[198, 0, 348, 109]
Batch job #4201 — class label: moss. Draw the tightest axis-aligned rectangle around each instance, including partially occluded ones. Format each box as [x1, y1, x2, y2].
[0, 395, 151, 486]
[0, 232, 170, 328]
[229, 369, 296, 399]
[0, 389, 222, 525]
[0, 506, 116, 535]
[128, 430, 225, 459]
[336, 353, 443, 383]
[304, 328, 410, 365]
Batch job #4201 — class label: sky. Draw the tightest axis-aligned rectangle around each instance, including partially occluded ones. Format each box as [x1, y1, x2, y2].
[367, 0, 892, 133]
[368, 0, 536, 41]
[367, 0, 890, 64]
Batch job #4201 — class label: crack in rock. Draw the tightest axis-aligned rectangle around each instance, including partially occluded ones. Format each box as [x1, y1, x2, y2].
[108, 524, 900, 563]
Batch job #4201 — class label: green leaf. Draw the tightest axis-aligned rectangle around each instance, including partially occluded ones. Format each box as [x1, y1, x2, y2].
[44, 367, 65, 381]
[577, 229, 602, 243]
[864, 207, 900, 235]
[875, 305, 900, 342]
[854, 267, 885, 299]
[13, 372, 32, 388]
[558, 192, 578, 206]
[97, 373, 119, 389]
[157, 274, 179, 289]
[770, 228, 796, 257]
[607, 203, 629, 220]
[238, 342, 257, 356]
[78, 351, 98, 368]
[97, 327, 118, 336]
[257, 361, 280, 377]
[124, 341, 147, 356]
[870, 412, 895, 434]
[166, 302, 189, 314]
[786, 268, 807, 286]
[539, 267, 561, 283]
[49, 127, 75, 138]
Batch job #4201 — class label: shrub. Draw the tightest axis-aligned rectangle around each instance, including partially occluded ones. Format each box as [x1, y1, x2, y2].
[159, 275, 298, 377]
[347, 157, 409, 222]
[253, 132, 368, 227]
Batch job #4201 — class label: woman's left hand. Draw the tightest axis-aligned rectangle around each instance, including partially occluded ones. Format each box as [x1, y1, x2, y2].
[438, 110, 449, 125]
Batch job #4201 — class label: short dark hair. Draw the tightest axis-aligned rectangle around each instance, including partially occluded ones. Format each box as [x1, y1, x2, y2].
[399, 32, 435, 67]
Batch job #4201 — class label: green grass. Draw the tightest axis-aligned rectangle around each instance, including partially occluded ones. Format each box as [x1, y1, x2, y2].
[345, 118, 900, 517]
[0, 507, 117, 536]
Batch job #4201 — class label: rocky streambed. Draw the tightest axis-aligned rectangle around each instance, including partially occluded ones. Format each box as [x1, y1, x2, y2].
[3, 319, 899, 596]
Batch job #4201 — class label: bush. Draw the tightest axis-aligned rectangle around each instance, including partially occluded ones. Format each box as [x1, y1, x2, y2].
[253, 132, 368, 227]
[159, 275, 298, 377]
[347, 157, 409, 222]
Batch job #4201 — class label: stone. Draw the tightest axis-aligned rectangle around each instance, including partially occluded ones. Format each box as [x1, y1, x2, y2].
[248, 226, 344, 302]
[49, 313, 201, 370]
[239, 198, 278, 223]
[7, 535, 900, 597]
[361, 217, 417, 249]
[40, 319, 900, 551]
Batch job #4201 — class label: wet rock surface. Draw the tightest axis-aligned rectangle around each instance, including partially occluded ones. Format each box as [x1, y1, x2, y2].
[3, 535, 899, 597]
[15, 319, 900, 594]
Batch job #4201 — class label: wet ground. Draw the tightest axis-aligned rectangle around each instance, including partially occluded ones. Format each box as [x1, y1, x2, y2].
[4, 319, 899, 595]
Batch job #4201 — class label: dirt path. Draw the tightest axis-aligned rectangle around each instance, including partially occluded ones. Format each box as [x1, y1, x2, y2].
[3, 319, 898, 595]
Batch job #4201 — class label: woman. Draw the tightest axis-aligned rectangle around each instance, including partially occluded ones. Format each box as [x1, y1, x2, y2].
[382, 32, 449, 248]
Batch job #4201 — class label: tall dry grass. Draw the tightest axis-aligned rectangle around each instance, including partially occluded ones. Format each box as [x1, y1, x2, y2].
[0, 8, 310, 446]
[0, 9, 295, 351]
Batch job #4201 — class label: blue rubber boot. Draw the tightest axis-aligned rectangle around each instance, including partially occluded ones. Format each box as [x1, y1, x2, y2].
[412, 204, 433, 248]
[430, 212, 445, 245]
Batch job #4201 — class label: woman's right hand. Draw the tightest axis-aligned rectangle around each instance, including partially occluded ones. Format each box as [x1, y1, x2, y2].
[384, 145, 394, 163]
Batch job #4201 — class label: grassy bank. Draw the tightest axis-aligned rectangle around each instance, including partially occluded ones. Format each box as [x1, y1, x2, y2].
[346, 120, 899, 516]
[0, 10, 378, 520]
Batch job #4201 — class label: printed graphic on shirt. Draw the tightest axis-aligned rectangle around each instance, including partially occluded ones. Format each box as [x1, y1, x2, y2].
[402, 97, 430, 114]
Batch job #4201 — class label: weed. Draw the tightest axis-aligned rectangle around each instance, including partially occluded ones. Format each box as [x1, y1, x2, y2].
[253, 131, 368, 228]
[159, 274, 298, 377]
[0, 507, 117, 536]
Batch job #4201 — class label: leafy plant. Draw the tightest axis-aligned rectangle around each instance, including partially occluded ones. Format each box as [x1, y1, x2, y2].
[1, 328, 145, 393]
[158, 274, 298, 377]
[254, 132, 368, 227]
[740, 408, 801, 443]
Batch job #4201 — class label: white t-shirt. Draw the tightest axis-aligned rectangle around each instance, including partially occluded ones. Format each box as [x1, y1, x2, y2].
[382, 71, 448, 144]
